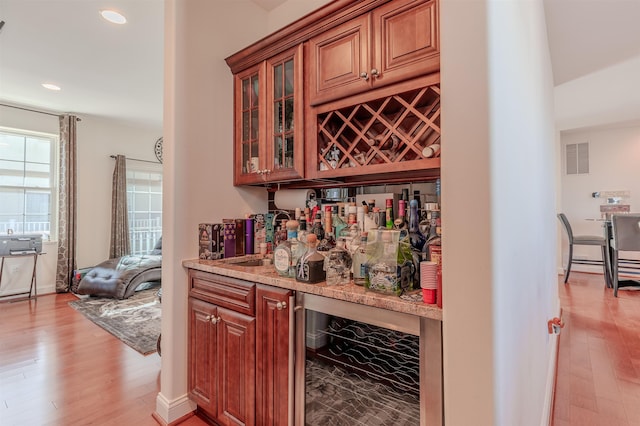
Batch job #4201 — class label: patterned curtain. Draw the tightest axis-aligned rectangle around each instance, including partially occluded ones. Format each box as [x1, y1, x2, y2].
[109, 155, 130, 258]
[56, 115, 78, 293]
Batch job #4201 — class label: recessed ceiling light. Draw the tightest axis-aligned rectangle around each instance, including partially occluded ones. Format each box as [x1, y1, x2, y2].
[100, 10, 127, 25]
[42, 83, 61, 91]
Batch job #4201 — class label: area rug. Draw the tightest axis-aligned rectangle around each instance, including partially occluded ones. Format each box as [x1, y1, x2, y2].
[69, 287, 161, 355]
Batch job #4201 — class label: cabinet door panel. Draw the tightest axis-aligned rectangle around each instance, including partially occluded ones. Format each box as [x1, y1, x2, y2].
[217, 307, 256, 426]
[373, 0, 439, 86]
[234, 63, 267, 185]
[265, 44, 304, 181]
[256, 286, 292, 425]
[308, 14, 370, 106]
[188, 298, 217, 415]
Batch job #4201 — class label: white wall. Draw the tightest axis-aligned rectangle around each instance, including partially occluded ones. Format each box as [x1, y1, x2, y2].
[560, 124, 640, 270]
[441, 1, 558, 425]
[158, 0, 274, 421]
[75, 115, 161, 267]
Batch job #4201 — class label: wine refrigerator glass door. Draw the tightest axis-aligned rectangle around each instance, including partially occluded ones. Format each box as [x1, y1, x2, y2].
[294, 293, 442, 426]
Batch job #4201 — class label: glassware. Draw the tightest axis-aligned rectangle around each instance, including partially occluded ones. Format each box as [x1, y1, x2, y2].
[325, 238, 352, 286]
[352, 234, 369, 286]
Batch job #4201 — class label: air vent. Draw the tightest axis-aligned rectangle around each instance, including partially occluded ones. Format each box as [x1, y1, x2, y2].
[566, 142, 589, 175]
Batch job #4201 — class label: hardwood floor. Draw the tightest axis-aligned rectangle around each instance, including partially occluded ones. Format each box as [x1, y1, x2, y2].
[0, 293, 207, 426]
[553, 272, 640, 425]
[2, 273, 638, 425]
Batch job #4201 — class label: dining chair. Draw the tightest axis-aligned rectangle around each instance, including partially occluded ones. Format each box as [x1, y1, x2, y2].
[610, 214, 640, 297]
[557, 213, 608, 284]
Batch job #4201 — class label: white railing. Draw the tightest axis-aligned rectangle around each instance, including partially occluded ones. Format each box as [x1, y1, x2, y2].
[0, 221, 51, 239]
[129, 217, 162, 255]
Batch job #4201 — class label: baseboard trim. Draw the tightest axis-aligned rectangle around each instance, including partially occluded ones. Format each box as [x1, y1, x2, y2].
[541, 306, 562, 426]
[154, 392, 197, 425]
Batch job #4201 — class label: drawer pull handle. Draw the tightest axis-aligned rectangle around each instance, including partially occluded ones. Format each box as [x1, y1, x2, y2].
[276, 301, 287, 311]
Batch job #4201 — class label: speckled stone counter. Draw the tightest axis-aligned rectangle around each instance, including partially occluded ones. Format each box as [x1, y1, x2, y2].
[183, 256, 442, 322]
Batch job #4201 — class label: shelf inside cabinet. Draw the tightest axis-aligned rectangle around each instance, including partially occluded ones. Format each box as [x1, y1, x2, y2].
[316, 83, 441, 173]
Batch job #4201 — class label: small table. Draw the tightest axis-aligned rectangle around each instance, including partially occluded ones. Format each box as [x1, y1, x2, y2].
[0, 252, 42, 301]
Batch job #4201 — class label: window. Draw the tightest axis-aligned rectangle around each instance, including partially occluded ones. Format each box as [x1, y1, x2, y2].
[0, 128, 57, 240]
[127, 164, 162, 255]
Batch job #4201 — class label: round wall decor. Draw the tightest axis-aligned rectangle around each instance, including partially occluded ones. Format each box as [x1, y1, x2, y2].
[154, 137, 163, 163]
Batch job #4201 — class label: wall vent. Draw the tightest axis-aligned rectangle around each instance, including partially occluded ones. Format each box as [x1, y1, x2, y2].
[565, 142, 589, 175]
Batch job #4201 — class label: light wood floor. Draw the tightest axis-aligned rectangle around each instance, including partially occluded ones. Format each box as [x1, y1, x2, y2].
[2, 273, 638, 425]
[0, 293, 207, 426]
[553, 272, 640, 425]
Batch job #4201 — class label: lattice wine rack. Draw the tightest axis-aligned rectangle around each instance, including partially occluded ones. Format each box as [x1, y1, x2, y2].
[315, 83, 441, 177]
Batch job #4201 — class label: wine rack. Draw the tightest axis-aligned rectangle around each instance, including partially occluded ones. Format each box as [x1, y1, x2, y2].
[315, 83, 441, 178]
[313, 317, 420, 395]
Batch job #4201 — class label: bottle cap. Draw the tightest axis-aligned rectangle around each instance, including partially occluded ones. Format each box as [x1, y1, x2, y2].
[286, 220, 299, 230]
[306, 234, 318, 244]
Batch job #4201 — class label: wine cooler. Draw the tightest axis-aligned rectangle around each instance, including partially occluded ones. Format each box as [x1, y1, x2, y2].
[294, 293, 443, 426]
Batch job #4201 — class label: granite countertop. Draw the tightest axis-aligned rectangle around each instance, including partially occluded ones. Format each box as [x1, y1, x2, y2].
[183, 255, 442, 322]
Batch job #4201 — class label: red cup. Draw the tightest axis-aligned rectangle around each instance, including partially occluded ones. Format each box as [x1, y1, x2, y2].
[423, 288, 437, 304]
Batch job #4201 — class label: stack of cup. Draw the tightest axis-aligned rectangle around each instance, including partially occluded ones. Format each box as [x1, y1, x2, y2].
[420, 261, 438, 304]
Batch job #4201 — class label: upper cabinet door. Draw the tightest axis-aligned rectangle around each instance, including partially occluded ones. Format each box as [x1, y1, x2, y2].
[308, 14, 370, 106]
[264, 44, 305, 182]
[372, 0, 440, 87]
[234, 63, 267, 186]
[308, 0, 439, 106]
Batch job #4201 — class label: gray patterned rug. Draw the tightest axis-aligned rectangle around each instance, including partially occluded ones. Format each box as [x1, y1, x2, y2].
[69, 287, 161, 355]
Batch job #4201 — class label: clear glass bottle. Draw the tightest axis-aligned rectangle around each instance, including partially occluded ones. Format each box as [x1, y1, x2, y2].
[352, 233, 369, 286]
[325, 238, 352, 286]
[296, 234, 326, 284]
[273, 220, 299, 277]
[333, 205, 347, 239]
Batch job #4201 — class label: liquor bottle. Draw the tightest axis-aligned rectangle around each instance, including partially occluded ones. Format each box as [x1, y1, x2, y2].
[395, 199, 408, 231]
[297, 217, 308, 245]
[408, 199, 426, 253]
[318, 206, 336, 253]
[332, 205, 347, 240]
[273, 220, 299, 277]
[325, 238, 352, 286]
[397, 232, 416, 293]
[296, 234, 326, 284]
[311, 212, 325, 241]
[352, 233, 369, 285]
[366, 230, 399, 294]
[385, 199, 394, 229]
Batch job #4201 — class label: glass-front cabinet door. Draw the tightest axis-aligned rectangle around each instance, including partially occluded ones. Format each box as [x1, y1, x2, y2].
[233, 45, 303, 186]
[265, 44, 304, 182]
[234, 63, 266, 185]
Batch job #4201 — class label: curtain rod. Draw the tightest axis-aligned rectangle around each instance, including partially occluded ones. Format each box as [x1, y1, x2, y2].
[110, 154, 160, 165]
[0, 103, 81, 120]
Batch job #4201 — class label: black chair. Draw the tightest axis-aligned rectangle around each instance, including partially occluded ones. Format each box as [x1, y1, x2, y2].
[557, 213, 608, 284]
[611, 214, 640, 297]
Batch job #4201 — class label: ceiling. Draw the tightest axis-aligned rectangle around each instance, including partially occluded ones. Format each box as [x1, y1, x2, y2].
[1, 0, 639, 129]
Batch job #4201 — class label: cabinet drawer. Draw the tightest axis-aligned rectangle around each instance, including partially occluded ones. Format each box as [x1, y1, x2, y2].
[189, 270, 256, 316]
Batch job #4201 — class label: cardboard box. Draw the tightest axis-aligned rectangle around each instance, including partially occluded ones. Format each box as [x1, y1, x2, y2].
[223, 220, 237, 259]
[199, 223, 223, 260]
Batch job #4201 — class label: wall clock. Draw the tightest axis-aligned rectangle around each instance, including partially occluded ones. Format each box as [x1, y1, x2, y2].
[154, 137, 163, 163]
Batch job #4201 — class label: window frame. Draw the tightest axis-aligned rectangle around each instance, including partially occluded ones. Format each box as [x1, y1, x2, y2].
[126, 161, 162, 255]
[0, 126, 59, 241]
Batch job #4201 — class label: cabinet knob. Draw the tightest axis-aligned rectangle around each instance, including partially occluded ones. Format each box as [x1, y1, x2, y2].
[370, 68, 379, 78]
[360, 71, 369, 81]
[211, 316, 220, 324]
[276, 301, 287, 311]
